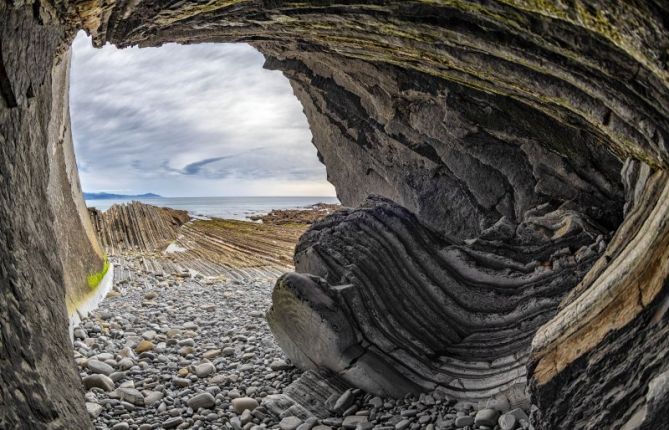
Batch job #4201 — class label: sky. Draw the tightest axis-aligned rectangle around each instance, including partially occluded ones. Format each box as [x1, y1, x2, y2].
[70, 32, 336, 197]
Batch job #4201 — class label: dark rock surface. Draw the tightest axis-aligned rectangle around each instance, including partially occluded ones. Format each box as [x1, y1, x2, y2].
[529, 166, 669, 429]
[274, 51, 625, 240]
[268, 195, 605, 401]
[0, 4, 92, 429]
[2, 1, 669, 429]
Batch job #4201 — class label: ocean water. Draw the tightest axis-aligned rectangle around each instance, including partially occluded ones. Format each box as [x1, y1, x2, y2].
[85, 196, 340, 221]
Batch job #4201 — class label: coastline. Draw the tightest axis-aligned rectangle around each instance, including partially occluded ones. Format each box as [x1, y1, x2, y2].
[86, 201, 340, 282]
[84, 196, 340, 221]
[72, 200, 348, 427]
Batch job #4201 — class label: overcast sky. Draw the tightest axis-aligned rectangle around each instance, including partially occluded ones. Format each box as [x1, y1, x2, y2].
[70, 32, 335, 197]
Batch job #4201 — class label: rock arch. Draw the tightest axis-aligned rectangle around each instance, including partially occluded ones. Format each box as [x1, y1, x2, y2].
[1, 1, 668, 429]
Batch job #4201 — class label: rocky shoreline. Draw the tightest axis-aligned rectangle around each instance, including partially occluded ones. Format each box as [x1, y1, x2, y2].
[249, 204, 341, 225]
[74, 257, 532, 430]
[73, 202, 534, 430]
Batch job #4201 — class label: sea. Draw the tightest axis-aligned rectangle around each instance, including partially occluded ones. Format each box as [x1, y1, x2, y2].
[85, 196, 340, 221]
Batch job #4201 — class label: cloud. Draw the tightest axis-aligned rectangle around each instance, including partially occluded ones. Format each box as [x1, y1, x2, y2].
[181, 156, 233, 175]
[70, 32, 335, 197]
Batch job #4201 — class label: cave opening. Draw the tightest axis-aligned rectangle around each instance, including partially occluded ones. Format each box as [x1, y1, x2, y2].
[65, 32, 346, 427]
[63, 29, 632, 426]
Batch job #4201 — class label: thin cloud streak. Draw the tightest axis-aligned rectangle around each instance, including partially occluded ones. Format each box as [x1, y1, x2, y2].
[70, 32, 336, 197]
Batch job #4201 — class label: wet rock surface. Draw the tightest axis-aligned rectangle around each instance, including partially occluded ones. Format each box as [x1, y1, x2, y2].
[249, 204, 341, 225]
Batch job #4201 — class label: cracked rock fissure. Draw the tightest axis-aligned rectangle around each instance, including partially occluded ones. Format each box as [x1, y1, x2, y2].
[1, 1, 669, 429]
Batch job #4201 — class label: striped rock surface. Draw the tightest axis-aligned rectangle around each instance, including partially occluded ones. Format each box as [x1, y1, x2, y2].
[88, 202, 190, 254]
[268, 195, 606, 403]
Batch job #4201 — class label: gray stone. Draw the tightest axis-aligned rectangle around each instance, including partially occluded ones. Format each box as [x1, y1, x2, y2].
[109, 372, 126, 383]
[454, 416, 474, 428]
[475, 409, 500, 427]
[395, 420, 410, 430]
[240, 409, 253, 424]
[342, 415, 368, 429]
[279, 416, 303, 430]
[144, 390, 164, 406]
[296, 417, 318, 430]
[369, 397, 383, 409]
[230, 416, 243, 430]
[194, 362, 215, 378]
[163, 417, 184, 429]
[82, 374, 114, 392]
[187, 392, 216, 410]
[270, 359, 292, 371]
[507, 408, 530, 422]
[173, 377, 190, 387]
[117, 358, 134, 370]
[87, 360, 114, 376]
[116, 388, 145, 406]
[333, 389, 354, 413]
[231, 396, 259, 413]
[322, 417, 343, 427]
[86, 402, 103, 418]
[499, 413, 518, 430]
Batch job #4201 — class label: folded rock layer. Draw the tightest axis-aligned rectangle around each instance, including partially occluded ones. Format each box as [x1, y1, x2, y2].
[268, 196, 606, 403]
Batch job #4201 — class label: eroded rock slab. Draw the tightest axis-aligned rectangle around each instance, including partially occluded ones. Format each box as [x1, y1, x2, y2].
[268, 196, 606, 402]
[88, 202, 190, 254]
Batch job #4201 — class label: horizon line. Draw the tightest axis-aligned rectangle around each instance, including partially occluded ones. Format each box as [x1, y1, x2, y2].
[84, 195, 339, 199]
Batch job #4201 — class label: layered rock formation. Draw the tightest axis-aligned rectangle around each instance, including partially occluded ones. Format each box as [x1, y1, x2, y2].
[1, 1, 669, 429]
[268, 195, 606, 402]
[88, 202, 190, 254]
[0, 5, 104, 428]
[529, 162, 669, 429]
[165, 218, 306, 277]
[90, 201, 310, 281]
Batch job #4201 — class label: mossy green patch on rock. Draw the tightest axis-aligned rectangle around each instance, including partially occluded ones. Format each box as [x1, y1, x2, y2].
[86, 256, 109, 290]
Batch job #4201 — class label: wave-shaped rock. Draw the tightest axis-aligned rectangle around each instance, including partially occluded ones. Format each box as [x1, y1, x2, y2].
[268, 195, 606, 403]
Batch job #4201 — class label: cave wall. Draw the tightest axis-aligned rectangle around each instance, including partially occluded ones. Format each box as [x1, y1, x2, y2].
[1, 1, 669, 428]
[0, 4, 92, 428]
[263, 48, 624, 239]
[47, 46, 107, 316]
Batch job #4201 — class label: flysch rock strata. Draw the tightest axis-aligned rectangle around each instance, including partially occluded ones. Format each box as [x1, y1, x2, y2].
[89, 202, 310, 283]
[268, 195, 606, 404]
[75, 256, 537, 430]
[88, 202, 190, 254]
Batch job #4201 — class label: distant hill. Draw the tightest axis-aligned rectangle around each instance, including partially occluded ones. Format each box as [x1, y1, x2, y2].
[84, 192, 162, 200]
